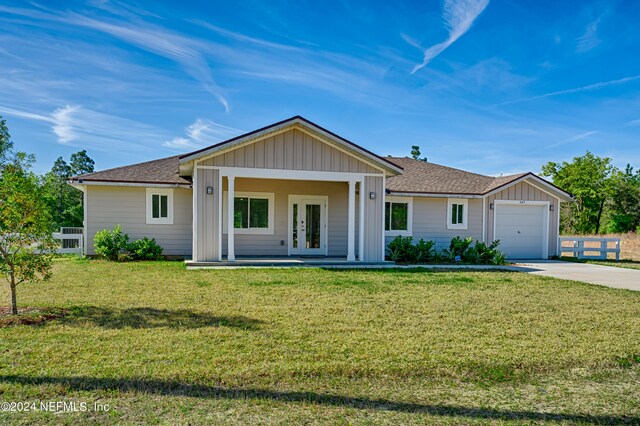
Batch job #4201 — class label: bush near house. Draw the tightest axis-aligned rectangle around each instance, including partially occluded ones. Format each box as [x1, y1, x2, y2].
[94, 225, 163, 261]
[387, 235, 506, 265]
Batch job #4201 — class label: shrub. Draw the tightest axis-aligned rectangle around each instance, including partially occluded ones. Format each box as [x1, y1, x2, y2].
[94, 225, 129, 261]
[468, 240, 506, 265]
[127, 237, 164, 261]
[442, 236, 474, 262]
[387, 236, 435, 264]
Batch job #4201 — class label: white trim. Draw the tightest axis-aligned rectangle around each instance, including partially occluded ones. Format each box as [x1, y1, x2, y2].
[482, 197, 487, 243]
[386, 192, 483, 199]
[198, 166, 374, 182]
[227, 176, 235, 261]
[347, 180, 356, 261]
[192, 168, 198, 261]
[180, 119, 402, 174]
[358, 180, 364, 261]
[288, 195, 329, 256]
[447, 198, 468, 230]
[492, 200, 550, 259]
[145, 188, 174, 225]
[384, 196, 413, 237]
[555, 201, 562, 256]
[222, 191, 275, 235]
[217, 172, 222, 261]
[381, 176, 386, 262]
[484, 175, 573, 201]
[71, 181, 190, 189]
[82, 186, 88, 256]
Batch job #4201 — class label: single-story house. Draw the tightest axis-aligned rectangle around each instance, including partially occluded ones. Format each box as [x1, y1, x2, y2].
[69, 116, 573, 262]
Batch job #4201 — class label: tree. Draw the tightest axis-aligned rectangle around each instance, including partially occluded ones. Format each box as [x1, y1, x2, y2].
[41, 150, 94, 229]
[70, 150, 95, 176]
[0, 153, 55, 315]
[607, 164, 640, 233]
[541, 151, 615, 234]
[0, 116, 14, 165]
[410, 145, 427, 162]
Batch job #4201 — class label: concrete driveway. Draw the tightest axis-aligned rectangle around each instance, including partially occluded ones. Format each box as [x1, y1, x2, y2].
[513, 260, 640, 291]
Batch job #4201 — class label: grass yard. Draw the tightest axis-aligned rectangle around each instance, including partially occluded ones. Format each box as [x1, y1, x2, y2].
[1, 259, 639, 425]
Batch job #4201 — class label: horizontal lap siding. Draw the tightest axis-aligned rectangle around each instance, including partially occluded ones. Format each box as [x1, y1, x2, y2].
[86, 186, 192, 256]
[486, 181, 560, 256]
[200, 128, 380, 174]
[220, 178, 351, 257]
[385, 198, 483, 250]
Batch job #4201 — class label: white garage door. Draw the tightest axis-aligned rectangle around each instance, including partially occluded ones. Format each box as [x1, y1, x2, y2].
[495, 203, 547, 259]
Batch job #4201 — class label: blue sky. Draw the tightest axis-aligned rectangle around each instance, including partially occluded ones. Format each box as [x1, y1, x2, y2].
[0, 0, 639, 176]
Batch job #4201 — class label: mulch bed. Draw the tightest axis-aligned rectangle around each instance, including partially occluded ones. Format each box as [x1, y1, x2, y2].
[0, 306, 69, 327]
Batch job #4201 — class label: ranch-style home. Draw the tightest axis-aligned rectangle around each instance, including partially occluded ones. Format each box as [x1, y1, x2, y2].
[69, 116, 573, 263]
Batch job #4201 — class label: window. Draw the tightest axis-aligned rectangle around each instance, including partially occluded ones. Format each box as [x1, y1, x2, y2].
[223, 192, 274, 234]
[146, 188, 173, 224]
[447, 198, 468, 230]
[384, 196, 412, 236]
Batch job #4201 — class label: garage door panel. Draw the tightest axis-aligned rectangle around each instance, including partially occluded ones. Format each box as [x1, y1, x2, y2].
[495, 204, 546, 259]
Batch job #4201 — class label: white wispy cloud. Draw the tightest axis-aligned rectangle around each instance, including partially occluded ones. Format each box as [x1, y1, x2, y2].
[407, 0, 490, 73]
[546, 130, 598, 149]
[627, 118, 640, 126]
[163, 118, 242, 151]
[576, 15, 604, 52]
[0, 104, 166, 154]
[0, 4, 230, 112]
[496, 74, 640, 106]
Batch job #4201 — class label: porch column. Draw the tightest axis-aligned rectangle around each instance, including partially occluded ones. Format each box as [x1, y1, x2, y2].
[358, 180, 365, 261]
[192, 165, 198, 261]
[227, 175, 235, 262]
[347, 180, 356, 262]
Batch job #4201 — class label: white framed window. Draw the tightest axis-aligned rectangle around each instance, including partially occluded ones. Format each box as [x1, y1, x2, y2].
[146, 188, 174, 225]
[384, 196, 413, 237]
[223, 191, 275, 235]
[447, 198, 468, 230]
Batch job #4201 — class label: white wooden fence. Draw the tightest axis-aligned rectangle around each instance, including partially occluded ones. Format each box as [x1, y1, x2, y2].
[558, 237, 620, 260]
[53, 227, 84, 256]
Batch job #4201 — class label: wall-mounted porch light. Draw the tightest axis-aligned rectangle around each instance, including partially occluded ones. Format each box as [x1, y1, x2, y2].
[206, 186, 213, 195]
[489, 203, 494, 210]
[369, 192, 376, 200]
[549, 204, 554, 211]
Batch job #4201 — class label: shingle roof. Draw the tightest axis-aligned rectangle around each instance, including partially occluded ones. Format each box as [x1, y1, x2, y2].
[70, 156, 191, 186]
[385, 157, 529, 195]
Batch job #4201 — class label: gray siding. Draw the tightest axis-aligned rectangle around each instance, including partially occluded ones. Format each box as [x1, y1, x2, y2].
[364, 176, 384, 261]
[85, 186, 192, 256]
[486, 180, 560, 256]
[386, 197, 483, 250]
[200, 128, 380, 174]
[194, 168, 220, 261]
[219, 178, 354, 257]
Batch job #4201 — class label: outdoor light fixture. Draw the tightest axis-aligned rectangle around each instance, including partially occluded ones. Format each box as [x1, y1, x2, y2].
[550, 204, 554, 211]
[490, 203, 494, 210]
[206, 186, 213, 195]
[369, 192, 376, 200]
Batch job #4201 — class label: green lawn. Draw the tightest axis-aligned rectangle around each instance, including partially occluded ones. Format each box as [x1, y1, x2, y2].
[559, 256, 640, 270]
[1, 259, 639, 425]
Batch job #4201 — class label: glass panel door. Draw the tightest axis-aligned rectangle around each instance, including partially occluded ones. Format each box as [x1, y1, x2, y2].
[290, 196, 326, 256]
[306, 204, 321, 249]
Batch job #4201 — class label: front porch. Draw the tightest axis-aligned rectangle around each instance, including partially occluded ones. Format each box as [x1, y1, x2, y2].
[192, 166, 386, 263]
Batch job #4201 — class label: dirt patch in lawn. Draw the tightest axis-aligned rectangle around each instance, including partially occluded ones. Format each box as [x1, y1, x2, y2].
[0, 306, 68, 327]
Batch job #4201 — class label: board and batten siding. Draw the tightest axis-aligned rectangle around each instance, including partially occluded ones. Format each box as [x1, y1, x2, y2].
[194, 168, 220, 260]
[363, 176, 385, 261]
[85, 186, 192, 256]
[485, 180, 560, 256]
[219, 178, 356, 257]
[199, 128, 380, 174]
[385, 197, 483, 250]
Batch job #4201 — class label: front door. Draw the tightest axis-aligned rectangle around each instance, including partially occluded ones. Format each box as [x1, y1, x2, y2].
[289, 195, 328, 256]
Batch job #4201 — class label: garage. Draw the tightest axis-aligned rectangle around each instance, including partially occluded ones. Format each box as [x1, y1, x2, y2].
[494, 202, 549, 259]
